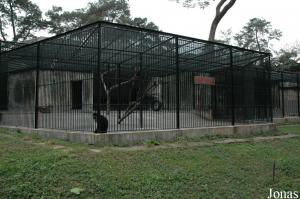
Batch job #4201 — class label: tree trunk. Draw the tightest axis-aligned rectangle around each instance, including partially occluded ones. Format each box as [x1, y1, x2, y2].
[208, 0, 236, 41]
[0, 19, 7, 41]
[255, 28, 261, 52]
[8, 0, 17, 41]
[106, 91, 111, 115]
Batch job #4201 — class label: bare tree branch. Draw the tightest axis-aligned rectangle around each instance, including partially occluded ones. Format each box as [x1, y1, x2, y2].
[8, 0, 17, 41]
[0, 19, 7, 41]
[255, 28, 261, 52]
[208, 0, 236, 41]
[109, 75, 136, 91]
[216, 0, 226, 15]
[100, 69, 138, 114]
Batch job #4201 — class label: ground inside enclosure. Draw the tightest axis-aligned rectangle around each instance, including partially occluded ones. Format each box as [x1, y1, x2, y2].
[0, 125, 300, 198]
[0, 110, 233, 132]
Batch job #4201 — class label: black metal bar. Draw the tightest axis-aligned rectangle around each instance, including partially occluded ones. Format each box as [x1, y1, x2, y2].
[117, 64, 121, 119]
[230, 47, 235, 126]
[34, 43, 40, 129]
[139, 53, 143, 129]
[167, 82, 170, 109]
[268, 56, 273, 122]
[241, 66, 245, 120]
[176, 36, 180, 129]
[96, 24, 102, 133]
[297, 73, 300, 117]
[192, 72, 195, 110]
[0, 40, 2, 64]
[281, 72, 285, 118]
[263, 67, 267, 120]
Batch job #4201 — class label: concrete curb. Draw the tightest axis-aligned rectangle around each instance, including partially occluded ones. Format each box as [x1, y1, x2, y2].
[273, 117, 300, 125]
[0, 123, 276, 146]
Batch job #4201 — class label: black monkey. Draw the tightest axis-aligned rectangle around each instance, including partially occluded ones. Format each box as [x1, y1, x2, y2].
[93, 113, 108, 133]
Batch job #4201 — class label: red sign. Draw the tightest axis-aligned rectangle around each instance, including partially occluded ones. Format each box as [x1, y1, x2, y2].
[194, 76, 215, 85]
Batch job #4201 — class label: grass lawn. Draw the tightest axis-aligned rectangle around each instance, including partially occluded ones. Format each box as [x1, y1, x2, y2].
[0, 125, 300, 199]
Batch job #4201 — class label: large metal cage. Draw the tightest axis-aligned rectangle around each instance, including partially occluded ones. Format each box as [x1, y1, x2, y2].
[0, 21, 293, 133]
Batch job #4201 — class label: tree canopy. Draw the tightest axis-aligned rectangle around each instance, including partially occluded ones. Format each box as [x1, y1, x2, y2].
[272, 44, 300, 71]
[45, 0, 159, 35]
[0, 0, 46, 41]
[234, 18, 282, 52]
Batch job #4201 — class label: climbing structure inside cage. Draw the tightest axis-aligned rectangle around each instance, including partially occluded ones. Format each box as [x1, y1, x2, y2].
[0, 21, 295, 133]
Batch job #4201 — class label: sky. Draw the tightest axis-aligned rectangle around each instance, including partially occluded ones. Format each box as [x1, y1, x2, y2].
[31, 0, 300, 51]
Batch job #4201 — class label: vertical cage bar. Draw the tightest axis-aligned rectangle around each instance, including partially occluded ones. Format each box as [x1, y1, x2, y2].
[192, 72, 195, 110]
[0, 40, 2, 111]
[281, 72, 285, 118]
[297, 73, 300, 117]
[0, 40, 2, 67]
[96, 23, 102, 133]
[268, 56, 273, 122]
[117, 64, 121, 119]
[139, 53, 143, 129]
[263, 67, 267, 121]
[35, 43, 41, 129]
[175, 36, 180, 129]
[230, 47, 235, 126]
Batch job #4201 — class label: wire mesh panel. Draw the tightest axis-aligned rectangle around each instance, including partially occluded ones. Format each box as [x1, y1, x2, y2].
[272, 72, 299, 118]
[0, 44, 37, 128]
[178, 39, 232, 128]
[282, 73, 298, 117]
[99, 24, 177, 131]
[38, 24, 98, 132]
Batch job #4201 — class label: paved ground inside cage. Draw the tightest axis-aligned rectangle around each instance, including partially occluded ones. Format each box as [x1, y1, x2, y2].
[0, 110, 233, 132]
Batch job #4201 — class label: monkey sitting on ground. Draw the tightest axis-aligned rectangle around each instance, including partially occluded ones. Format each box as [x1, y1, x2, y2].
[93, 113, 108, 133]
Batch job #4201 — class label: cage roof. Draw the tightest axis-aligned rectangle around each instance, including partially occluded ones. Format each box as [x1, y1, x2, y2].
[1, 21, 271, 76]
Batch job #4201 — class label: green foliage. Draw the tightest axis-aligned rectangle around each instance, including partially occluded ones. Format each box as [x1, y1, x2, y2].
[171, 0, 212, 9]
[45, 0, 159, 35]
[234, 18, 282, 52]
[0, 0, 46, 41]
[217, 28, 233, 44]
[45, 6, 85, 35]
[272, 44, 300, 71]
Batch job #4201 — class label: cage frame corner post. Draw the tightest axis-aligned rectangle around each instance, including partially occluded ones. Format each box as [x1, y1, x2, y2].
[229, 47, 235, 126]
[267, 55, 273, 123]
[34, 43, 41, 129]
[96, 22, 102, 133]
[175, 36, 180, 129]
[280, 71, 285, 118]
[296, 72, 300, 118]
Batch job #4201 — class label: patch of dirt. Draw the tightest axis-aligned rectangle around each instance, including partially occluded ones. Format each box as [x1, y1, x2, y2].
[214, 139, 249, 144]
[102, 134, 299, 151]
[252, 134, 299, 141]
[89, 149, 102, 153]
[53, 145, 66, 150]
